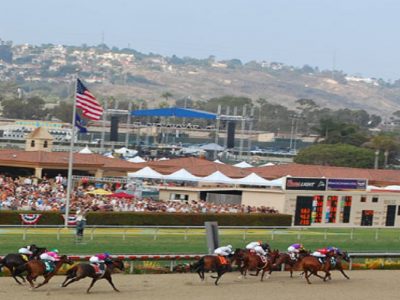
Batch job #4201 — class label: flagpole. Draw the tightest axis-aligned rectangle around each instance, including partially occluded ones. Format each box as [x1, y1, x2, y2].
[64, 77, 78, 228]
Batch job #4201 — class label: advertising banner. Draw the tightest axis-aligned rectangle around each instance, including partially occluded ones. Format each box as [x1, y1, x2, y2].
[327, 179, 367, 190]
[285, 177, 327, 191]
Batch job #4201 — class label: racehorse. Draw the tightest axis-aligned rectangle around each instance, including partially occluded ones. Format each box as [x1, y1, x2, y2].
[325, 250, 351, 280]
[299, 253, 333, 284]
[0, 244, 47, 284]
[24, 255, 73, 289]
[271, 250, 310, 278]
[190, 250, 242, 285]
[235, 249, 279, 281]
[61, 259, 125, 293]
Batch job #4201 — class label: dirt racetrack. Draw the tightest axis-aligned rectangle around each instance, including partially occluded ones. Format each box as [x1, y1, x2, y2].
[0, 271, 399, 300]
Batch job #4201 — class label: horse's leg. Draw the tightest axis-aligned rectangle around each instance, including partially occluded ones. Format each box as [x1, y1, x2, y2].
[86, 278, 98, 294]
[62, 276, 84, 287]
[105, 275, 120, 292]
[11, 269, 23, 285]
[339, 268, 350, 279]
[214, 270, 224, 286]
[304, 270, 312, 284]
[26, 274, 35, 288]
[35, 274, 54, 289]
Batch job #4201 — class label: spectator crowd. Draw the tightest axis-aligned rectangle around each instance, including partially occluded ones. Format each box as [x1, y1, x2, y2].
[0, 175, 278, 214]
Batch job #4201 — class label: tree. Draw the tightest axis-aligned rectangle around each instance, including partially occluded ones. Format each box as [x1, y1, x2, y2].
[294, 144, 375, 168]
[2, 96, 47, 119]
[161, 92, 173, 102]
[50, 101, 73, 122]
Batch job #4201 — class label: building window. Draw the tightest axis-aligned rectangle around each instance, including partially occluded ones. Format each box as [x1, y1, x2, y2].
[325, 196, 338, 223]
[372, 197, 379, 203]
[44, 141, 48, 148]
[340, 196, 352, 223]
[30, 140, 35, 147]
[360, 196, 367, 203]
[311, 195, 323, 224]
[398, 206, 400, 216]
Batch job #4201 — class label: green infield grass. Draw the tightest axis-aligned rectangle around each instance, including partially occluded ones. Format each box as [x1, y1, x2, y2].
[1, 227, 400, 255]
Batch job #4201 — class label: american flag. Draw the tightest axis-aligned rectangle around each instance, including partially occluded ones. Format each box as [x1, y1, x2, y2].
[76, 78, 103, 120]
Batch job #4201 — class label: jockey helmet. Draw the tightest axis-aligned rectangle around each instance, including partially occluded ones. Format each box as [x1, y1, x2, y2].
[257, 240, 262, 244]
[104, 252, 110, 257]
[227, 245, 232, 249]
[50, 248, 59, 253]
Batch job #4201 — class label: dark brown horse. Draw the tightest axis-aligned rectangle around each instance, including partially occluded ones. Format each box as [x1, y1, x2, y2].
[299, 253, 332, 284]
[61, 259, 125, 293]
[0, 245, 47, 284]
[235, 249, 279, 281]
[191, 251, 241, 285]
[325, 250, 351, 280]
[24, 255, 73, 288]
[271, 250, 310, 278]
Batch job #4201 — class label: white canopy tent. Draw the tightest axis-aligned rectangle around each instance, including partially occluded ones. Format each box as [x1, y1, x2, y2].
[127, 156, 146, 163]
[200, 171, 235, 184]
[163, 169, 199, 182]
[234, 172, 272, 186]
[268, 176, 286, 188]
[115, 147, 138, 157]
[258, 162, 275, 167]
[234, 161, 253, 168]
[79, 145, 93, 154]
[158, 157, 170, 161]
[200, 143, 225, 151]
[213, 159, 225, 164]
[128, 167, 163, 179]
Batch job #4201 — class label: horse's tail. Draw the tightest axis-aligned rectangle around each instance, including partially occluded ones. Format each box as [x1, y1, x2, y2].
[0, 257, 4, 272]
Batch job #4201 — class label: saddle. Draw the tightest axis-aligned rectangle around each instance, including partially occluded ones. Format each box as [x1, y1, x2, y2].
[330, 257, 337, 267]
[43, 260, 55, 273]
[91, 263, 106, 276]
[258, 254, 267, 264]
[216, 256, 229, 265]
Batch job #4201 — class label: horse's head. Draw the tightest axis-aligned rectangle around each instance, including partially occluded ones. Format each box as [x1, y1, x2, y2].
[268, 249, 280, 263]
[232, 248, 246, 261]
[60, 255, 74, 265]
[338, 251, 350, 262]
[109, 259, 125, 272]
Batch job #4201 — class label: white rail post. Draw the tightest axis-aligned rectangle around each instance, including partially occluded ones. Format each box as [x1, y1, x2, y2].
[154, 227, 159, 240]
[90, 227, 95, 240]
[350, 228, 354, 240]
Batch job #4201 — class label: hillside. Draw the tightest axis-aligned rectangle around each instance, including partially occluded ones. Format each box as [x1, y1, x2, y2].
[1, 42, 400, 117]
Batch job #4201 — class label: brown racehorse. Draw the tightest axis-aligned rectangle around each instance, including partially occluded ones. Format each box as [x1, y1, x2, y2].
[24, 255, 73, 288]
[0, 245, 47, 285]
[299, 253, 333, 284]
[236, 249, 279, 281]
[61, 259, 125, 293]
[271, 250, 309, 278]
[190, 251, 242, 285]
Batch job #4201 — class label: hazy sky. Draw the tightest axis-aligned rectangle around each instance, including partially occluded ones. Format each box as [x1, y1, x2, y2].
[1, 0, 399, 80]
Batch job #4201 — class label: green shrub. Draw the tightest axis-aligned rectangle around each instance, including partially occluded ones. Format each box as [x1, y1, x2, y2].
[0, 211, 292, 226]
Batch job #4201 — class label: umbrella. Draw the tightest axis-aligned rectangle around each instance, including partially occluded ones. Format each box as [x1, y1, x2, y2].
[108, 192, 135, 199]
[85, 189, 113, 195]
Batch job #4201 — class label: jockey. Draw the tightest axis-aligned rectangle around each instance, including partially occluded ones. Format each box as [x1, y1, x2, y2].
[214, 245, 233, 257]
[312, 247, 330, 263]
[40, 249, 60, 262]
[246, 240, 268, 256]
[89, 252, 111, 272]
[287, 243, 305, 260]
[18, 245, 33, 256]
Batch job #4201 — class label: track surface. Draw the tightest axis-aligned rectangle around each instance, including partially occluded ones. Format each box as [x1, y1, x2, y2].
[0, 271, 399, 300]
